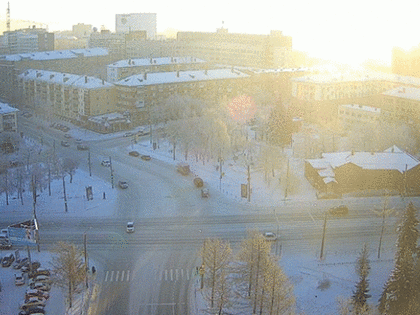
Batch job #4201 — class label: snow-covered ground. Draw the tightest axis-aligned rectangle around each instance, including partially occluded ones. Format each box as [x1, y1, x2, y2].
[1, 117, 403, 314]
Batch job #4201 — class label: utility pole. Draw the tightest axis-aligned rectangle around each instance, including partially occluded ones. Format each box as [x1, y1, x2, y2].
[219, 151, 223, 191]
[84, 233, 88, 288]
[109, 156, 114, 189]
[62, 176, 68, 212]
[88, 150, 92, 176]
[320, 212, 327, 260]
[284, 158, 289, 200]
[247, 165, 251, 202]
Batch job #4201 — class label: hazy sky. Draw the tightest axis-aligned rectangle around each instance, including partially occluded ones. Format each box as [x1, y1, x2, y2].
[3, 0, 420, 65]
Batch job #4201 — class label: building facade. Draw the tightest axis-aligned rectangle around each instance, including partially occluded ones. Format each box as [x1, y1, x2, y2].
[2, 27, 54, 55]
[107, 56, 206, 82]
[381, 86, 420, 124]
[18, 69, 117, 123]
[115, 13, 157, 39]
[88, 30, 126, 57]
[176, 29, 292, 69]
[338, 104, 381, 130]
[114, 68, 251, 125]
[0, 102, 18, 132]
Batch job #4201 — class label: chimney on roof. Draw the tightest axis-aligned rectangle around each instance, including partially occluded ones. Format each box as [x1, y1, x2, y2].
[403, 87, 406, 93]
[144, 72, 147, 80]
[102, 79, 104, 85]
[351, 149, 354, 155]
[85, 76, 87, 84]
[128, 58, 131, 65]
[231, 66, 234, 73]
[150, 57, 153, 64]
[205, 69, 208, 75]
[177, 70, 180, 77]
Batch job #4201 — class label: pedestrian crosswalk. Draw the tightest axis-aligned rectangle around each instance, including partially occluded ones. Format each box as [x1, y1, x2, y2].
[104, 270, 131, 282]
[103, 268, 196, 283]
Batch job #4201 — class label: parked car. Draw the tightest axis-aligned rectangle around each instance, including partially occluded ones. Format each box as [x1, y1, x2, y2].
[19, 307, 45, 315]
[77, 144, 89, 150]
[201, 188, 209, 198]
[177, 163, 190, 175]
[20, 297, 46, 310]
[0, 241, 11, 249]
[15, 273, 25, 285]
[101, 160, 111, 167]
[25, 289, 49, 300]
[140, 155, 151, 161]
[64, 133, 72, 139]
[21, 261, 41, 273]
[75, 138, 82, 144]
[123, 132, 133, 137]
[29, 275, 51, 286]
[118, 181, 128, 189]
[29, 282, 51, 291]
[129, 151, 140, 157]
[329, 205, 349, 217]
[194, 177, 204, 188]
[60, 140, 70, 147]
[263, 232, 278, 241]
[1, 253, 15, 267]
[29, 268, 50, 278]
[126, 222, 135, 233]
[13, 257, 29, 269]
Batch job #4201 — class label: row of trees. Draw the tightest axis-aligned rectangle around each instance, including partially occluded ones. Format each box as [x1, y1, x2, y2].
[340, 202, 420, 315]
[200, 232, 295, 314]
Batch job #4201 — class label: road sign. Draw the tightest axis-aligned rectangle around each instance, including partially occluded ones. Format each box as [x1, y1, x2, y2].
[8, 220, 38, 247]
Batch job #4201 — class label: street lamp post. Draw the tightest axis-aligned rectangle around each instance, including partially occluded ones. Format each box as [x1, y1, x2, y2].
[320, 212, 328, 260]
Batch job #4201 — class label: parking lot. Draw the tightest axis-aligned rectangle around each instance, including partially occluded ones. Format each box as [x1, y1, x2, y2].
[0, 249, 65, 314]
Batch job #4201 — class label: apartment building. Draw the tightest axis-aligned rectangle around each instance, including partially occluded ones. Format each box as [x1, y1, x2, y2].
[18, 69, 116, 123]
[114, 68, 250, 125]
[0, 48, 112, 103]
[2, 27, 54, 55]
[107, 56, 206, 82]
[338, 104, 381, 130]
[381, 86, 420, 124]
[0, 102, 18, 132]
[88, 30, 126, 57]
[290, 72, 420, 125]
[115, 13, 157, 39]
[176, 29, 292, 69]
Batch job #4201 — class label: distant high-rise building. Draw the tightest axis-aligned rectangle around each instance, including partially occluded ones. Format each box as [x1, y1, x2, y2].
[72, 23, 93, 39]
[115, 13, 157, 39]
[3, 27, 54, 54]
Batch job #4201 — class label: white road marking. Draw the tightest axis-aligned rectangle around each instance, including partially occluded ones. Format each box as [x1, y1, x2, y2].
[126, 270, 130, 282]
[110, 270, 114, 282]
[105, 271, 109, 282]
[121, 270, 125, 281]
[115, 270, 119, 281]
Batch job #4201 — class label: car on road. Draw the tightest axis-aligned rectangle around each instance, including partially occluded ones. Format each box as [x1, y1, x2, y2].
[329, 205, 349, 216]
[15, 273, 25, 285]
[201, 188, 209, 198]
[118, 181, 128, 189]
[123, 132, 133, 137]
[60, 140, 70, 147]
[75, 138, 82, 144]
[126, 222, 134, 233]
[77, 144, 89, 150]
[2, 253, 15, 267]
[177, 163, 190, 175]
[194, 177, 204, 187]
[129, 151, 140, 157]
[101, 160, 111, 167]
[64, 133, 72, 139]
[263, 232, 277, 241]
[140, 155, 151, 161]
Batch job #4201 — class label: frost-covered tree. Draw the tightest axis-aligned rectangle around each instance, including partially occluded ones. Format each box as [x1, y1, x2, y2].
[378, 202, 419, 314]
[352, 244, 371, 314]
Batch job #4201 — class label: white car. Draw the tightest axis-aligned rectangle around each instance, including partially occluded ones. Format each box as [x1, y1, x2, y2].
[15, 273, 25, 286]
[123, 132, 133, 137]
[126, 222, 134, 233]
[263, 232, 277, 241]
[101, 160, 111, 167]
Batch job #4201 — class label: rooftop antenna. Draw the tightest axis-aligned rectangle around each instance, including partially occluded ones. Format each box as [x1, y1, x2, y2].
[6, 2, 10, 32]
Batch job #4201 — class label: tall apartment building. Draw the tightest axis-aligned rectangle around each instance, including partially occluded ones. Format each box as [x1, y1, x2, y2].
[338, 104, 381, 130]
[176, 29, 292, 69]
[18, 69, 116, 122]
[115, 13, 157, 39]
[3, 27, 54, 55]
[0, 102, 18, 132]
[72, 23, 93, 39]
[381, 86, 420, 124]
[107, 56, 206, 82]
[88, 30, 126, 58]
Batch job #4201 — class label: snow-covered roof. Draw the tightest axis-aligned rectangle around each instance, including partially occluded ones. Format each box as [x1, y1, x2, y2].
[0, 102, 18, 115]
[382, 86, 420, 101]
[114, 69, 249, 87]
[292, 71, 420, 87]
[340, 104, 381, 113]
[108, 56, 205, 68]
[88, 112, 127, 124]
[19, 69, 114, 89]
[318, 146, 419, 173]
[0, 48, 108, 62]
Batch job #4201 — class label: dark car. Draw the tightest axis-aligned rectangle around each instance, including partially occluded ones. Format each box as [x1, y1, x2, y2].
[141, 155, 151, 161]
[0, 241, 11, 249]
[60, 140, 70, 147]
[129, 151, 140, 157]
[1, 253, 15, 267]
[19, 307, 45, 315]
[201, 188, 209, 198]
[118, 181, 128, 189]
[29, 268, 50, 278]
[329, 205, 349, 216]
[21, 261, 41, 273]
[25, 289, 50, 300]
[13, 257, 29, 269]
[77, 144, 89, 150]
[193, 177, 204, 188]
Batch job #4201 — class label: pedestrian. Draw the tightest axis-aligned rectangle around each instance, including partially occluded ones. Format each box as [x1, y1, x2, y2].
[92, 266, 96, 274]
[103, 192, 106, 200]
